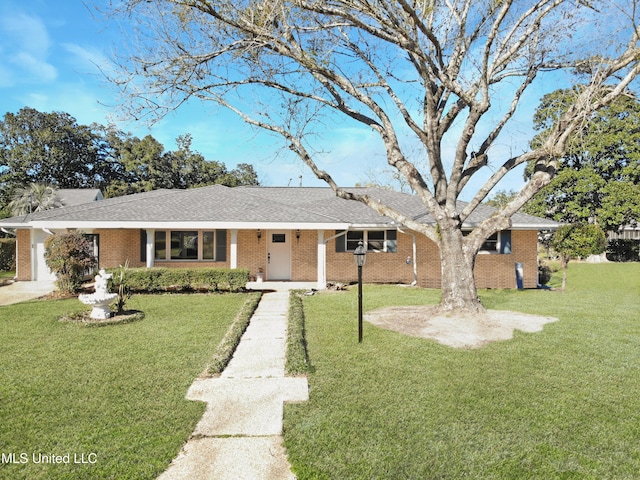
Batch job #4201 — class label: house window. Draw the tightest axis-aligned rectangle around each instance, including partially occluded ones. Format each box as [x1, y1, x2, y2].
[202, 231, 215, 260]
[467, 230, 512, 254]
[155, 231, 166, 260]
[336, 230, 397, 253]
[82, 234, 99, 277]
[172, 231, 198, 259]
[346, 231, 364, 251]
[367, 230, 385, 251]
[386, 230, 397, 252]
[481, 233, 499, 252]
[153, 230, 227, 261]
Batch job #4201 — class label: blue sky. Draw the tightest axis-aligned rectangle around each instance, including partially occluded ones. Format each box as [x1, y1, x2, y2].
[0, 0, 563, 197]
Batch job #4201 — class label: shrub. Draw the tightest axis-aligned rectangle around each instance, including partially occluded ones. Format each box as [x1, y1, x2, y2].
[286, 291, 312, 375]
[108, 267, 250, 293]
[207, 292, 262, 375]
[190, 269, 222, 291]
[552, 224, 608, 260]
[607, 239, 640, 262]
[112, 261, 132, 314]
[537, 260, 554, 286]
[44, 232, 97, 293]
[551, 224, 607, 290]
[127, 268, 163, 292]
[158, 268, 191, 291]
[0, 238, 16, 271]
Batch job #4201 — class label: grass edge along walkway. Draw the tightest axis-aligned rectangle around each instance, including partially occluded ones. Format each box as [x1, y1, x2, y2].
[206, 291, 262, 375]
[286, 290, 313, 376]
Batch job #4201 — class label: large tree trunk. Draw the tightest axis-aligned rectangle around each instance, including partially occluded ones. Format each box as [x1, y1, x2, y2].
[438, 227, 485, 314]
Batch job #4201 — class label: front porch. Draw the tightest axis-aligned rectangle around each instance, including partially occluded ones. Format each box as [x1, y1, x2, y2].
[245, 281, 320, 292]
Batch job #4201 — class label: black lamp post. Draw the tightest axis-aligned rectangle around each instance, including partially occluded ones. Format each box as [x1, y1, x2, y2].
[354, 240, 367, 343]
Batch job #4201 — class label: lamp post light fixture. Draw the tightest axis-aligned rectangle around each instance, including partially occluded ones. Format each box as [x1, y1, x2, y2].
[353, 240, 367, 343]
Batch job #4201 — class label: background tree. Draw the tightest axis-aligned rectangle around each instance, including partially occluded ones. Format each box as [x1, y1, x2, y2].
[0, 108, 114, 204]
[526, 89, 640, 232]
[103, 132, 260, 195]
[8, 183, 63, 216]
[105, 1, 639, 313]
[551, 224, 607, 290]
[221, 163, 260, 187]
[0, 108, 260, 207]
[484, 190, 519, 210]
[160, 134, 229, 189]
[101, 132, 166, 196]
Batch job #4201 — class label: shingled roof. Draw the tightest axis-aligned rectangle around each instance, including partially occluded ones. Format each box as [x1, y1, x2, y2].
[0, 185, 559, 230]
[57, 189, 104, 206]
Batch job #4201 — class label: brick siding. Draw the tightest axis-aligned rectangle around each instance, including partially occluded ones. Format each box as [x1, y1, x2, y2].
[93, 229, 146, 269]
[325, 230, 417, 285]
[325, 229, 538, 289]
[291, 230, 318, 282]
[474, 230, 539, 289]
[16, 229, 31, 281]
[16, 227, 540, 289]
[236, 230, 264, 278]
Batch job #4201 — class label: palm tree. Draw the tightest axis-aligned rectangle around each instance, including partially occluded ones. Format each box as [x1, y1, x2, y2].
[9, 183, 63, 216]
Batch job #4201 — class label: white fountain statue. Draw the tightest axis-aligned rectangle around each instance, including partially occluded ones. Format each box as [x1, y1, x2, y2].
[79, 269, 118, 319]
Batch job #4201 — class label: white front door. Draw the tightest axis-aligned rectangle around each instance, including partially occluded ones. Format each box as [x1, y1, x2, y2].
[267, 230, 291, 280]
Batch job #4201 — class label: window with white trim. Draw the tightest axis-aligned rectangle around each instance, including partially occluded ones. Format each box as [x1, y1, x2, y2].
[463, 230, 512, 254]
[153, 230, 227, 261]
[335, 230, 397, 253]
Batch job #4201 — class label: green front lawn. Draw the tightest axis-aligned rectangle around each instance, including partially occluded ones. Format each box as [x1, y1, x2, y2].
[285, 263, 640, 479]
[0, 293, 252, 479]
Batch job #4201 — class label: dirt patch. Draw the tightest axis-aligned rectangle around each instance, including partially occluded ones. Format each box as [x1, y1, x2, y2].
[365, 306, 558, 349]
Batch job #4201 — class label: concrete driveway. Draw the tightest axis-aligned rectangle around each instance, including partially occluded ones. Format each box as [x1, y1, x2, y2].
[0, 280, 56, 306]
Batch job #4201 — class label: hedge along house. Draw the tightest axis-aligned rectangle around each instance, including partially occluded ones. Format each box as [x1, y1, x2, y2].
[0, 185, 558, 289]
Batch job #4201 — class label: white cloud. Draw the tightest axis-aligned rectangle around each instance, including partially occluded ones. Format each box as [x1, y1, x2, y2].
[0, 10, 57, 85]
[62, 42, 114, 77]
[12, 51, 57, 81]
[1, 12, 50, 52]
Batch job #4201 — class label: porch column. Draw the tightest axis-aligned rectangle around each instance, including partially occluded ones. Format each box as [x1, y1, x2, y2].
[145, 229, 155, 268]
[230, 229, 238, 268]
[317, 230, 327, 290]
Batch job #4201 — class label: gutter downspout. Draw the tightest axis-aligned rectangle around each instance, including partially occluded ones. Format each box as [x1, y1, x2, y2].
[397, 227, 418, 286]
[1, 228, 16, 236]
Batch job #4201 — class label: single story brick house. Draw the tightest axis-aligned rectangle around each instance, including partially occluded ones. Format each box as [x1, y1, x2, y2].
[0, 185, 558, 289]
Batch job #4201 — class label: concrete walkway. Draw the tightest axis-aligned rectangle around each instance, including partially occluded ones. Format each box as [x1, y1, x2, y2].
[0, 280, 56, 306]
[158, 291, 309, 480]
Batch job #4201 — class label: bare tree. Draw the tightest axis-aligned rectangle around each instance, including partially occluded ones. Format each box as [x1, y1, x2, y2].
[104, 0, 640, 313]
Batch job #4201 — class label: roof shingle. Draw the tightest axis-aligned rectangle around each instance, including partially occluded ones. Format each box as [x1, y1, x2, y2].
[0, 185, 559, 229]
